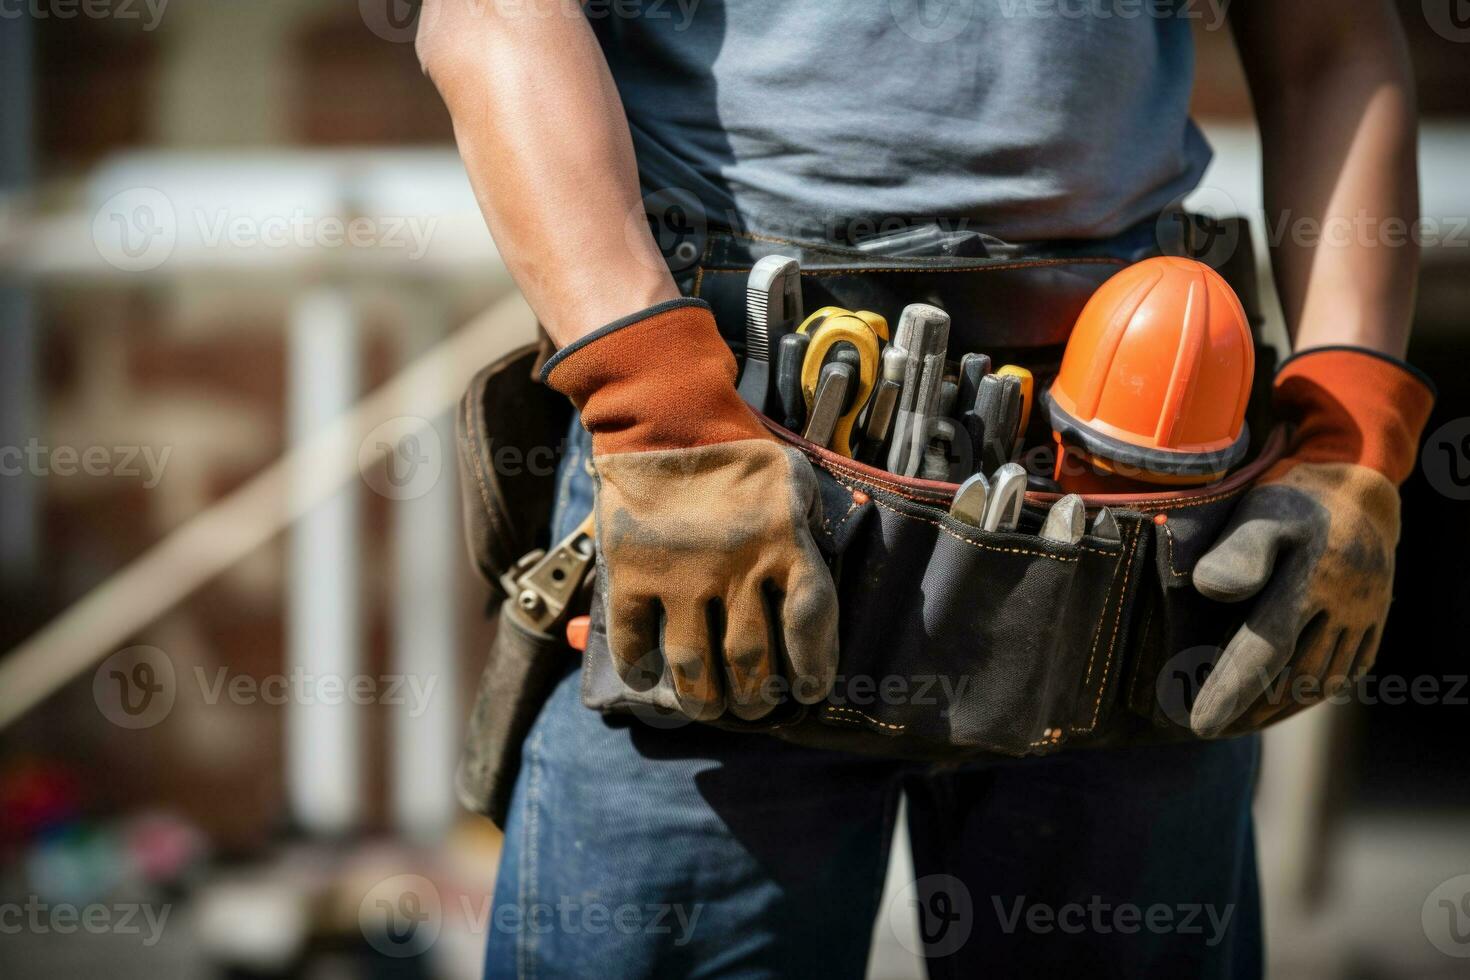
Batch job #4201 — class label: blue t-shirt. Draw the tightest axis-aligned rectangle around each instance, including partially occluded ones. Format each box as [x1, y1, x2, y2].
[588, 0, 1212, 243]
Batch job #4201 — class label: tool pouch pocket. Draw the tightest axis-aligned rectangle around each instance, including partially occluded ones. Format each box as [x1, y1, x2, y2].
[456, 601, 569, 826]
[580, 424, 1287, 761]
[580, 218, 1285, 759]
[454, 343, 573, 827]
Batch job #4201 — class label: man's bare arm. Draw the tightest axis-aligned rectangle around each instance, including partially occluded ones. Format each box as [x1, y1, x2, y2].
[416, 0, 680, 346]
[1229, 0, 1419, 358]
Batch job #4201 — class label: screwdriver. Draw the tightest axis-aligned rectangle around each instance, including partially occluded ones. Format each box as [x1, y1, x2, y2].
[861, 346, 906, 461]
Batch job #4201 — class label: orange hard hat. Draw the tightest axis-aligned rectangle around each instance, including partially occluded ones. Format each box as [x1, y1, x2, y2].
[1043, 256, 1253, 487]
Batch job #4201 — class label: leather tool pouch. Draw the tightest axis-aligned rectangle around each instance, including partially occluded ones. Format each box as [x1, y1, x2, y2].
[454, 343, 574, 827]
[581, 217, 1287, 760]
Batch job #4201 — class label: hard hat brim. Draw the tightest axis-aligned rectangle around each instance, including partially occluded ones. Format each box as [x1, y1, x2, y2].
[1042, 389, 1251, 480]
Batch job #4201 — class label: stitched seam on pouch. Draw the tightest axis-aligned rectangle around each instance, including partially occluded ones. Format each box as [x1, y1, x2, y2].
[692, 265, 705, 297]
[1160, 523, 1188, 579]
[1029, 729, 1063, 749]
[461, 390, 503, 537]
[1078, 527, 1129, 696]
[857, 484, 1124, 561]
[790, 428, 1260, 515]
[1148, 484, 1251, 512]
[1084, 523, 1143, 732]
[814, 456, 948, 501]
[822, 705, 906, 732]
[816, 458, 1126, 557]
[864, 494, 1083, 562]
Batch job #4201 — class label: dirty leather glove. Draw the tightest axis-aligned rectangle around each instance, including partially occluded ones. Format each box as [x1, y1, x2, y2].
[541, 298, 839, 722]
[1190, 347, 1435, 736]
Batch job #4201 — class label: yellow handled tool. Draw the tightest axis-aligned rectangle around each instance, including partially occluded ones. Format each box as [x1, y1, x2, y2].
[798, 312, 883, 457]
[798, 306, 890, 342]
[996, 364, 1034, 439]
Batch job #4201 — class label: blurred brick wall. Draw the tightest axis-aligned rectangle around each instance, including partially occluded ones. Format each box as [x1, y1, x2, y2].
[12, 3, 473, 850]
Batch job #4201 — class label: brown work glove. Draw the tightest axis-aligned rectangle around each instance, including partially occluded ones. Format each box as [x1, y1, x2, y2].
[1189, 347, 1435, 736]
[542, 298, 838, 722]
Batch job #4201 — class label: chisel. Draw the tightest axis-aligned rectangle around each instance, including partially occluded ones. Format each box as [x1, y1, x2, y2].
[862, 345, 906, 453]
[972, 373, 1022, 473]
[957, 352, 992, 415]
[886, 304, 950, 477]
[949, 472, 991, 527]
[1039, 494, 1086, 545]
[981, 462, 1028, 532]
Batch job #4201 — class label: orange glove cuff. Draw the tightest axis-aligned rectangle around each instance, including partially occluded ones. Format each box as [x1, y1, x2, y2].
[1273, 346, 1435, 485]
[541, 298, 768, 455]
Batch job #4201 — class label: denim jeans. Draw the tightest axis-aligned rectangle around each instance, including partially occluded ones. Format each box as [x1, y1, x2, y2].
[484, 419, 1262, 979]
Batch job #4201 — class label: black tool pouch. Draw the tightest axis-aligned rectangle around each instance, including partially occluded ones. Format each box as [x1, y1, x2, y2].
[581, 218, 1287, 761]
[453, 342, 574, 827]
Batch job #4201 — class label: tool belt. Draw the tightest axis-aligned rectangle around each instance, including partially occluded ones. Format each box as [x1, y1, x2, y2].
[456, 215, 1278, 825]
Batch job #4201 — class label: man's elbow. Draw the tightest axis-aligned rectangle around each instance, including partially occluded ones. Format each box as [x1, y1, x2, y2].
[414, 1, 495, 87]
[413, 1, 456, 84]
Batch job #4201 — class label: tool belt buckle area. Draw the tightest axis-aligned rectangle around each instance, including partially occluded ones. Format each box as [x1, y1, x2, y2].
[499, 514, 596, 635]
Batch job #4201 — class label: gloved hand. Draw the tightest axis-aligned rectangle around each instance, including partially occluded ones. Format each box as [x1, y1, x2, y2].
[1190, 347, 1434, 736]
[542, 298, 839, 722]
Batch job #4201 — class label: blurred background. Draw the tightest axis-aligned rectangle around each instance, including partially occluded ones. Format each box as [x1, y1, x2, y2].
[0, 3, 1468, 978]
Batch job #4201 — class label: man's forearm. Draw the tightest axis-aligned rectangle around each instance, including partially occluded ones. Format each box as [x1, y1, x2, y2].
[1233, 1, 1419, 359]
[417, 0, 679, 346]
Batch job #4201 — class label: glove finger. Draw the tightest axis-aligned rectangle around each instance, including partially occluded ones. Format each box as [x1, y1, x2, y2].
[605, 587, 663, 692]
[1193, 487, 1317, 603]
[1348, 625, 1382, 682]
[720, 588, 778, 721]
[1322, 627, 1361, 699]
[777, 555, 839, 705]
[780, 445, 825, 534]
[661, 598, 725, 722]
[1250, 620, 1345, 728]
[1191, 582, 1309, 736]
